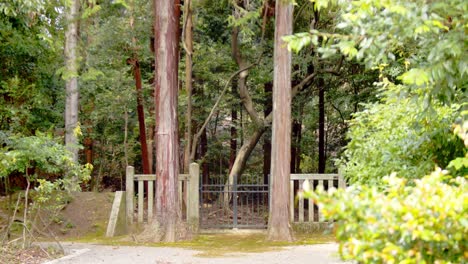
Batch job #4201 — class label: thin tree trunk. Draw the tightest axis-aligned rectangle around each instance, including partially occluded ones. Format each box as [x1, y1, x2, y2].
[64, 0, 80, 166]
[263, 82, 272, 184]
[318, 78, 326, 173]
[133, 60, 150, 174]
[152, 0, 181, 242]
[229, 81, 238, 173]
[291, 119, 301, 173]
[182, 0, 193, 174]
[267, 0, 294, 241]
[201, 128, 209, 184]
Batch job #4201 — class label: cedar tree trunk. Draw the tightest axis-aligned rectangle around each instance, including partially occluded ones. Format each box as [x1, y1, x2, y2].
[153, 0, 181, 242]
[267, 0, 294, 241]
[64, 0, 80, 166]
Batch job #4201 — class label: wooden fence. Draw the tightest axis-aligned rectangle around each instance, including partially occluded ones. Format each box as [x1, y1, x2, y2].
[290, 172, 345, 224]
[125, 163, 200, 230]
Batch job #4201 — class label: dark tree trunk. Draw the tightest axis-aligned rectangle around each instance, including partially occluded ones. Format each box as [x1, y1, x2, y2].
[229, 81, 238, 173]
[201, 128, 209, 184]
[152, 0, 181, 242]
[318, 78, 326, 173]
[267, 0, 294, 242]
[291, 119, 302, 173]
[263, 82, 272, 184]
[132, 60, 150, 174]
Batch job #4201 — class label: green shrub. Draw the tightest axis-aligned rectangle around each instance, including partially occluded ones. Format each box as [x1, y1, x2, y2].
[338, 82, 465, 185]
[306, 169, 467, 263]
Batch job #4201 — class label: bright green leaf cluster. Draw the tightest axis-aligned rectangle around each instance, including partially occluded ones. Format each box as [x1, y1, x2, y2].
[306, 168, 467, 263]
[339, 80, 465, 185]
[0, 132, 92, 191]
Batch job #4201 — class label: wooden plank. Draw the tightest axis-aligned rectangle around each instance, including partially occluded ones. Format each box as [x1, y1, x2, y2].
[135, 175, 156, 181]
[290, 174, 339, 181]
[138, 180, 144, 223]
[298, 180, 304, 223]
[125, 166, 134, 225]
[178, 179, 182, 213]
[148, 181, 153, 223]
[318, 180, 324, 222]
[134, 174, 189, 181]
[179, 174, 189, 181]
[187, 163, 200, 231]
[307, 179, 314, 222]
[338, 171, 346, 189]
[290, 180, 294, 223]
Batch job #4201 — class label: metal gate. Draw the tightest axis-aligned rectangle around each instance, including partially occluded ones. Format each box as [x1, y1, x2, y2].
[200, 174, 269, 229]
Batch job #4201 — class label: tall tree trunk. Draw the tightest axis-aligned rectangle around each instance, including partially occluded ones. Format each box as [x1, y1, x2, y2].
[133, 60, 150, 174]
[201, 128, 209, 184]
[318, 78, 326, 173]
[225, 126, 267, 189]
[153, 0, 181, 242]
[291, 119, 301, 173]
[64, 0, 80, 166]
[182, 0, 193, 174]
[263, 82, 272, 184]
[229, 81, 238, 173]
[128, 0, 150, 175]
[267, 0, 294, 242]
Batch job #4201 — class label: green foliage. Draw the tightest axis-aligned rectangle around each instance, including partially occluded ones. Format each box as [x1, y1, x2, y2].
[288, 0, 467, 102]
[0, 132, 92, 189]
[306, 169, 467, 263]
[339, 81, 465, 185]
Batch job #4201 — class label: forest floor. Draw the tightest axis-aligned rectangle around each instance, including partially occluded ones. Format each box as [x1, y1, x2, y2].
[1, 192, 345, 263]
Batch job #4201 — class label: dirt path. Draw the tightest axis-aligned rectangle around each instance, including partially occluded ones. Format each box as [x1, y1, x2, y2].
[43, 242, 346, 264]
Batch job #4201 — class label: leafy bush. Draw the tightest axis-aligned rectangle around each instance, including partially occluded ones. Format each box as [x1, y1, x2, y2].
[306, 169, 467, 263]
[338, 82, 465, 185]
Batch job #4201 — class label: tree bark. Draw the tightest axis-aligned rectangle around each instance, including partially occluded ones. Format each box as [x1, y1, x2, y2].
[153, 0, 181, 242]
[64, 0, 80, 166]
[229, 80, 238, 173]
[318, 78, 326, 173]
[267, 0, 294, 242]
[182, 0, 193, 174]
[131, 59, 150, 174]
[263, 82, 272, 184]
[201, 128, 209, 184]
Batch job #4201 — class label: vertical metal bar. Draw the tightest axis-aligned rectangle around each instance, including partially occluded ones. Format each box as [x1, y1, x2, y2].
[148, 180, 153, 223]
[233, 174, 238, 228]
[138, 180, 144, 223]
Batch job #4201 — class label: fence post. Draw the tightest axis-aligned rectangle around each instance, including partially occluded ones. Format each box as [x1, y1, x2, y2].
[187, 163, 199, 232]
[126, 166, 134, 226]
[338, 169, 346, 189]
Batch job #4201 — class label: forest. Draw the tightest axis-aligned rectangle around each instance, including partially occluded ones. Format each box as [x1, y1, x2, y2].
[0, 0, 466, 263]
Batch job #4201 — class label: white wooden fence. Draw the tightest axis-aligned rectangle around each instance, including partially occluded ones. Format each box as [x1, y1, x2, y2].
[290, 172, 345, 224]
[125, 163, 199, 230]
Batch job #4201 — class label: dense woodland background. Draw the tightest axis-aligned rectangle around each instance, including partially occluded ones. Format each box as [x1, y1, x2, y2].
[1, 0, 382, 192]
[0, 0, 467, 260]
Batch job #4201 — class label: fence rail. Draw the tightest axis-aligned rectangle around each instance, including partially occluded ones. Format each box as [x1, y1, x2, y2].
[125, 163, 199, 231]
[290, 172, 346, 224]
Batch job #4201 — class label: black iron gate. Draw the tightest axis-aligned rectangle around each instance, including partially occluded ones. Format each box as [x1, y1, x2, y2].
[200, 174, 269, 229]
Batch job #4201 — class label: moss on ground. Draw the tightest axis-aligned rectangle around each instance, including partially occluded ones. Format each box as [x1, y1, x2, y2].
[67, 231, 335, 257]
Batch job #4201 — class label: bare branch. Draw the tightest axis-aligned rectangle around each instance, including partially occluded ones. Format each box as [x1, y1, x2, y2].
[190, 64, 255, 160]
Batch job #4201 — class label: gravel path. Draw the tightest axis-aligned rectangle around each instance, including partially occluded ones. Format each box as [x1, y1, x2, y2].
[43, 242, 346, 264]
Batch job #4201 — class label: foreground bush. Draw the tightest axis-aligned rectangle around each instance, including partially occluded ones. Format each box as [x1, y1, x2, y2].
[307, 169, 467, 263]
